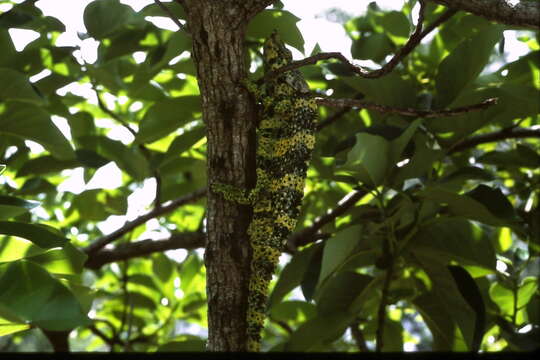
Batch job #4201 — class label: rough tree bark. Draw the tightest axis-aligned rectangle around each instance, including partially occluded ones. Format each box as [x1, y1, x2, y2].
[181, 0, 275, 351]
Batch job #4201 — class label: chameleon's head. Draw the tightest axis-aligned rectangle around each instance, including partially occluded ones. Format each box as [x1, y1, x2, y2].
[263, 31, 293, 71]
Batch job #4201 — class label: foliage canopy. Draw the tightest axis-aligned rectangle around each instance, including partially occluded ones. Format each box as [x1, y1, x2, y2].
[0, 0, 539, 353]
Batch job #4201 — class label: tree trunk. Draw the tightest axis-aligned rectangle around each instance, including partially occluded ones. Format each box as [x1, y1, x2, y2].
[182, 0, 263, 351]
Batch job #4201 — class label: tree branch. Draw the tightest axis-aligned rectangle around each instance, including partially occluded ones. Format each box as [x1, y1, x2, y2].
[427, 0, 540, 29]
[350, 319, 369, 352]
[287, 190, 368, 251]
[447, 127, 540, 154]
[316, 97, 498, 119]
[263, 1, 457, 82]
[83, 188, 206, 255]
[85, 232, 205, 269]
[154, 0, 187, 32]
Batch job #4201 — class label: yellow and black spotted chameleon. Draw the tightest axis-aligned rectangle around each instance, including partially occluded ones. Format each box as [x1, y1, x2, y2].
[213, 31, 317, 352]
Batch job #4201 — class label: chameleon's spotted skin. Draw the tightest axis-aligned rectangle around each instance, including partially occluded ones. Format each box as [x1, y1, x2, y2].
[213, 32, 317, 351]
[246, 32, 317, 352]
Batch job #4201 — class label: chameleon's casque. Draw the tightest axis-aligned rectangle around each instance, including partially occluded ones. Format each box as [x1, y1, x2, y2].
[213, 32, 317, 351]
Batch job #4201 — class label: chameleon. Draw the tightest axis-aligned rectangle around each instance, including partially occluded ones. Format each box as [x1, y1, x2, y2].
[213, 31, 317, 351]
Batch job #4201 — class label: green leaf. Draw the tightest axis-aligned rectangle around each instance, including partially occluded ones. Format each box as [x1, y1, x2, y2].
[411, 217, 496, 270]
[165, 124, 206, 158]
[0, 103, 75, 160]
[315, 271, 372, 316]
[0, 164, 5, 175]
[152, 253, 174, 284]
[477, 145, 540, 169]
[465, 185, 516, 221]
[0, 195, 40, 220]
[285, 312, 350, 351]
[435, 26, 503, 107]
[414, 253, 477, 350]
[79, 135, 149, 180]
[490, 277, 538, 318]
[268, 244, 320, 307]
[0, 260, 90, 330]
[318, 225, 361, 286]
[0, 68, 43, 104]
[418, 187, 513, 227]
[136, 96, 201, 144]
[340, 133, 390, 186]
[0, 317, 30, 337]
[247, 10, 304, 53]
[447, 265, 486, 352]
[83, 0, 139, 40]
[389, 118, 422, 165]
[16, 155, 79, 177]
[0, 221, 67, 249]
[26, 243, 87, 275]
[351, 33, 394, 63]
[379, 11, 411, 43]
[269, 300, 316, 323]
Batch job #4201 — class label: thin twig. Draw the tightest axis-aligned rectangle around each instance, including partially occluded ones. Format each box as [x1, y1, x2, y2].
[287, 189, 368, 251]
[85, 232, 205, 269]
[153, 0, 186, 31]
[350, 319, 369, 352]
[93, 85, 137, 137]
[263, 1, 459, 82]
[315, 97, 498, 118]
[375, 261, 395, 352]
[447, 127, 540, 154]
[84, 188, 206, 255]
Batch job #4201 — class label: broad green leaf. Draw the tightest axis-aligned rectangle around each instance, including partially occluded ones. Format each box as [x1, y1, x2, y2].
[351, 32, 394, 63]
[389, 118, 422, 165]
[269, 300, 316, 323]
[268, 244, 320, 307]
[16, 155, 79, 177]
[318, 225, 361, 286]
[379, 11, 410, 44]
[0, 68, 43, 104]
[0, 103, 75, 160]
[247, 10, 304, 53]
[413, 292, 459, 350]
[340, 133, 390, 186]
[414, 254, 476, 350]
[83, 0, 139, 40]
[447, 265, 486, 352]
[79, 135, 149, 180]
[315, 271, 372, 316]
[343, 71, 417, 108]
[0, 260, 90, 330]
[26, 243, 87, 275]
[152, 253, 174, 284]
[136, 96, 201, 144]
[165, 124, 206, 158]
[0, 317, 30, 336]
[490, 277, 538, 318]
[418, 187, 513, 227]
[435, 26, 503, 107]
[477, 145, 540, 169]
[0, 195, 39, 220]
[0, 221, 67, 249]
[466, 185, 516, 221]
[0, 236, 44, 263]
[285, 312, 350, 351]
[411, 217, 496, 270]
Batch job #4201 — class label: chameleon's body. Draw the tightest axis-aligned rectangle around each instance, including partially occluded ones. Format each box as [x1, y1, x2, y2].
[214, 32, 317, 351]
